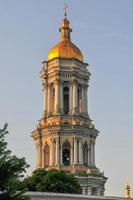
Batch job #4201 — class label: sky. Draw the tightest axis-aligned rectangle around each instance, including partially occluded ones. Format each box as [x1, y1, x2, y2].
[0, 0, 133, 197]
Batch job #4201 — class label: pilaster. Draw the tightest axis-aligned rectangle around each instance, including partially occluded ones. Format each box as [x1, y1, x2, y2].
[43, 82, 48, 117]
[47, 83, 52, 116]
[72, 80, 78, 115]
[74, 138, 78, 164]
[54, 79, 60, 114]
[55, 138, 60, 164]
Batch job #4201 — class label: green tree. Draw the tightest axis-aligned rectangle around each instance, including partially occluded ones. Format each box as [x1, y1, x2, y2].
[21, 168, 82, 194]
[0, 124, 30, 200]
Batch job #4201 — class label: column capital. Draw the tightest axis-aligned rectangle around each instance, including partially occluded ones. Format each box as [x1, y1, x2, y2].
[59, 80, 63, 85]
[54, 79, 60, 86]
[43, 82, 48, 88]
[85, 83, 89, 88]
[72, 79, 78, 85]
[48, 82, 52, 87]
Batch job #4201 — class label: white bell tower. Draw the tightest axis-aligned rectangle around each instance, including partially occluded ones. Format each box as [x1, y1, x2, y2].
[32, 15, 107, 196]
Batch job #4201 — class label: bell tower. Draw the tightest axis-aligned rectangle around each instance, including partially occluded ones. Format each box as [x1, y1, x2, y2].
[32, 14, 107, 196]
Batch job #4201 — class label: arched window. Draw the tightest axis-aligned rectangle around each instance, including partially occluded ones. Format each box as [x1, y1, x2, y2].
[83, 143, 88, 166]
[44, 144, 50, 167]
[62, 142, 71, 166]
[63, 87, 69, 114]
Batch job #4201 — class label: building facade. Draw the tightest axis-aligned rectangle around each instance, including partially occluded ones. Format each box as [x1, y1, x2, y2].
[32, 16, 107, 196]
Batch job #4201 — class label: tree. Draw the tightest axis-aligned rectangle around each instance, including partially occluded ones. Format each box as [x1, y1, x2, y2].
[0, 124, 30, 200]
[20, 168, 82, 194]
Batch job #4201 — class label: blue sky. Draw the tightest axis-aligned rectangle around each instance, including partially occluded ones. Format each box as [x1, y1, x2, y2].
[0, 0, 133, 197]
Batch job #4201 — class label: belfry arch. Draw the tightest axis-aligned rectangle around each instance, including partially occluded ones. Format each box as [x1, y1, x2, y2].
[62, 141, 71, 166]
[83, 143, 88, 166]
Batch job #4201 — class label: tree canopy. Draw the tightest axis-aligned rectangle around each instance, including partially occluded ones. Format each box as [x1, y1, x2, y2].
[0, 124, 30, 200]
[20, 168, 82, 194]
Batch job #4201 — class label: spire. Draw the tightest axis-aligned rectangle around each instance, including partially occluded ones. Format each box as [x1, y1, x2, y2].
[125, 178, 131, 199]
[59, 4, 72, 41]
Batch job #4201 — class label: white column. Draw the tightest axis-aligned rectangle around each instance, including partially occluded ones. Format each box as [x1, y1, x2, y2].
[74, 138, 78, 164]
[90, 140, 95, 166]
[36, 143, 38, 168]
[69, 82, 73, 114]
[55, 138, 59, 164]
[42, 145, 45, 168]
[81, 85, 85, 113]
[88, 143, 91, 166]
[47, 83, 51, 116]
[38, 141, 42, 168]
[60, 82, 63, 114]
[85, 84, 88, 114]
[88, 187, 92, 196]
[50, 141, 54, 166]
[97, 188, 101, 196]
[79, 140, 83, 165]
[70, 142, 74, 165]
[82, 187, 86, 195]
[43, 83, 47, 117]
[60, 142, 63, 165]
[54, 80, 60, 114]
[72, 80, 78, 114]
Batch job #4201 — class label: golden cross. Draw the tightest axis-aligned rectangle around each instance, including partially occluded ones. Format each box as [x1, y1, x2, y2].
[63, 3, 68, 17]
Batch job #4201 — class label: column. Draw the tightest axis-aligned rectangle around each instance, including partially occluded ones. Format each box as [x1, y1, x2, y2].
[60, 142, 63, 165]
[60, 81, 63, 114]
[82, 187, 86, 195]
[54, 80, 60, 114]
[47, 83, 51, 116]
[42, 145, 45, 168]
[38, 141, 42, 168]
[88, 187, 92, 196]
[79, 140, 83, 165]
[81, 85, 85, 113]
[90, 140, 95, 167]
[74, 138, 78, 164]
[69, 82, 73, 114]
[70, 142, 74, 165]
[55, 138, 59, 164]
[97, 188, 101, 196]
[43, 83, 47, 117]
[88, 142, 91, 166]
[84, 84, 88, 114]
[36, 143, 38, 168]
[72, 80, 78, 114]
[50, 141, 54, 166]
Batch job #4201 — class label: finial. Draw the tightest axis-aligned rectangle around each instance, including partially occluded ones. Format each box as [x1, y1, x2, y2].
[125, 177, 131, 199]
[63, 3, 68, 17]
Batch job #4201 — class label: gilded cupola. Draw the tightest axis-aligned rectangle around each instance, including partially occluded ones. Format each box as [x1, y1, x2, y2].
[48, 17, 83, 62]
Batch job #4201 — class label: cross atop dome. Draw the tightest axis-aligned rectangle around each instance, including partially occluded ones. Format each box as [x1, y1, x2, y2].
[63, 3, 68, 17]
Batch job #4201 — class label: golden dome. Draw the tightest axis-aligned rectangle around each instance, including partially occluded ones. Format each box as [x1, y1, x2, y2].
[48, 18, 83, 62]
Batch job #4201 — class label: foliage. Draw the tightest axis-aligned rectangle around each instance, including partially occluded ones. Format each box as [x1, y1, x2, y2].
[0, 124, 30, 200]
[19, 169, 82, 194]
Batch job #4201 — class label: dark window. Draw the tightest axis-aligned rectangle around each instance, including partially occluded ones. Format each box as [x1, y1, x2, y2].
[83, 143, 88, 166]
[77, 86, 82, 112]
[91, 187, 97, 196]
[63, 87, 69, 114]
[62, 142, 70, 166]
